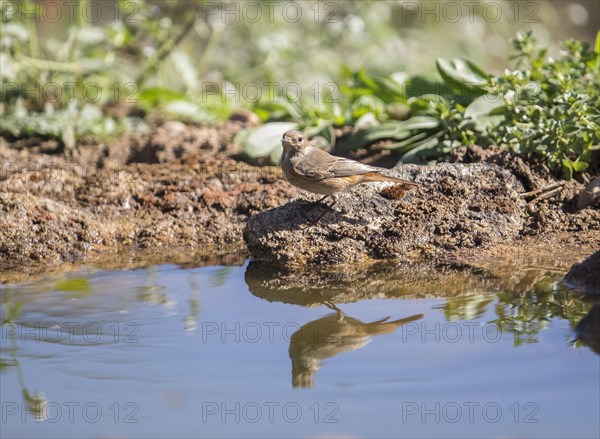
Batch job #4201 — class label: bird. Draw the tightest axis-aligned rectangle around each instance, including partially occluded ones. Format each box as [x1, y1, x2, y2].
[281, 130, 418, 221]
[288, 304, 423, 388]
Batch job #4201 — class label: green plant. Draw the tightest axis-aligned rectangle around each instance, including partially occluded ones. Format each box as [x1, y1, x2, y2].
[241, 32, 599, 178]
[0, 0, 208, 143]
[1, 0, 122, 144]
[485, 31, 600, 178]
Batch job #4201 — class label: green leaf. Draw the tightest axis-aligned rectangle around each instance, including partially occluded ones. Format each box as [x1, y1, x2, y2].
[397, 136, 441, 164]
[165, 101, 214, 122]
[1, 302, 22, 325]
[436, 58, 489, 93]
[403, 76, 446, 98]
[562, 159, 574, 179]
[341, 122, 405, 150]
[56, 277, 89, 292]
[55, 277, 90, 297]
[269, 145, 283, 163]
[464, 94, 506, 132]
[342, 117, 440, 151]
[396, 116, 440, 131]
[355, 112, 380, 130]
[304, 123, 335, 145]
[233, 128, 252, 146]
[240, 122, 297, 159]
[139, 88, 185, 107]
[0, 358, 16, 369]
[2, 22, 28, 41]
[572, 161, 589, 172]
[384, 131, 444, 153]
[382, 132, 430, 151]
[595, 30, 600, 71]
[170, 50, 199, 92]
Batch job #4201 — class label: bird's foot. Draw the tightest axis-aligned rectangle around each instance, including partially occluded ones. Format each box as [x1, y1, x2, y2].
[298, 195, 336, 224]
[309, 196, 337, 224]
[324, 301, 345, 321]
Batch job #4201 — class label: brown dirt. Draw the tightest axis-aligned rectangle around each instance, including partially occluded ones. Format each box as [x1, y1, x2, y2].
[0, 121, 297, 280]
[1, 124, 598, 282]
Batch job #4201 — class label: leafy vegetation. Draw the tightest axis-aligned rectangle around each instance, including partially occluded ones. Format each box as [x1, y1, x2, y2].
[1, 1, 598, 177]
[243, 31, 600, 178]
[443, 278, 592, 348]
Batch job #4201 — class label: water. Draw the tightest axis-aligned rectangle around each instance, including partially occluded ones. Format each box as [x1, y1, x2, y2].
[1, 259, 598, 439]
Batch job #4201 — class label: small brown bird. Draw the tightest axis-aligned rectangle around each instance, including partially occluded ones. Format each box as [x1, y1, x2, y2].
[281, 130, 417, 220]
[289, 306, 424, 388]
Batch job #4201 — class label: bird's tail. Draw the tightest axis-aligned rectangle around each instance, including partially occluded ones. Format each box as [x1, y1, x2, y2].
[366, 313, 424, 335]
[362, 172, 419, 187]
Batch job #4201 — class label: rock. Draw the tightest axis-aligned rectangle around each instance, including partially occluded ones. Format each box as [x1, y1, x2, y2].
[244, 163, 526, 267]
[577, 176, 600, 210]
[564, 250, 600, 297]
[229, 109, 261, 127]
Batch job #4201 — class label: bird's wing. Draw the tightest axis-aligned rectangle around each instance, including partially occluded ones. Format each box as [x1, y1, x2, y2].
[292, 147, 378, 180]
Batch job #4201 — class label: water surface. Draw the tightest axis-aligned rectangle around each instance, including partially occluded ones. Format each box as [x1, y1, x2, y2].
[1, 258, 598, 438]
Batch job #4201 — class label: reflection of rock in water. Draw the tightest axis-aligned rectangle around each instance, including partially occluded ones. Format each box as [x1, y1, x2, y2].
[576, 305, 600, 355]
[566, 251, 600, 355]
[564, 250, 600, 298]
[245, 255, 578, 307]
[245, 260, 503, 306]
[289, 310, 423, 388]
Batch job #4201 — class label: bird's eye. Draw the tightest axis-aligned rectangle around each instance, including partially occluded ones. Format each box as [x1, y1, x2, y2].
[298, 136, 303, 142]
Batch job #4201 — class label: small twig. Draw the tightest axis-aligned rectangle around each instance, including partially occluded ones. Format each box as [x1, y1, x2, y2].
[520, 181, 565, 199]
[24, 0, 39, 59]
[136, 13, 197, 88]
[14, 53, 84, 74]
[526, 187, 563, 207]
[193, 21, 224, 79]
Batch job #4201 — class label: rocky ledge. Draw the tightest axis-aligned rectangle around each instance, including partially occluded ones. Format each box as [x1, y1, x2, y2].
[245, 163, 533, 266]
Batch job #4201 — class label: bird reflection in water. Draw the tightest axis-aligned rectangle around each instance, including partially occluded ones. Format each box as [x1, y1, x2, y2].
[289, 303, 423, 388]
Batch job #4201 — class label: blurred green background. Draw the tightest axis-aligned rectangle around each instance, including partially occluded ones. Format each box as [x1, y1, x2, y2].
[1, 1, 599, 176]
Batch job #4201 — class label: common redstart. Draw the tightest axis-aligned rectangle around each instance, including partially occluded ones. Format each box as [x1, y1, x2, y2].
[281, 130, 418, 220]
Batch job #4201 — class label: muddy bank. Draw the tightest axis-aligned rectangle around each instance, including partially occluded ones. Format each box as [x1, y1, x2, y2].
[0, 245, 246, 285]
[1, 123, 599, 279]
[0, 122, 296, 276]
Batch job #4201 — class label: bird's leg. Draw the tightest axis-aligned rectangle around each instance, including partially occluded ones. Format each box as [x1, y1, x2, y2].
[311, 195, 337, 223]
[312, 194, 329, 205]
[300, 194, 326, 207]
[323, 301, 344, 321]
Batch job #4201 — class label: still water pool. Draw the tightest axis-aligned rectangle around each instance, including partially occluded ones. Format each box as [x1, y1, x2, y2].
[1, 258, 598, 438]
